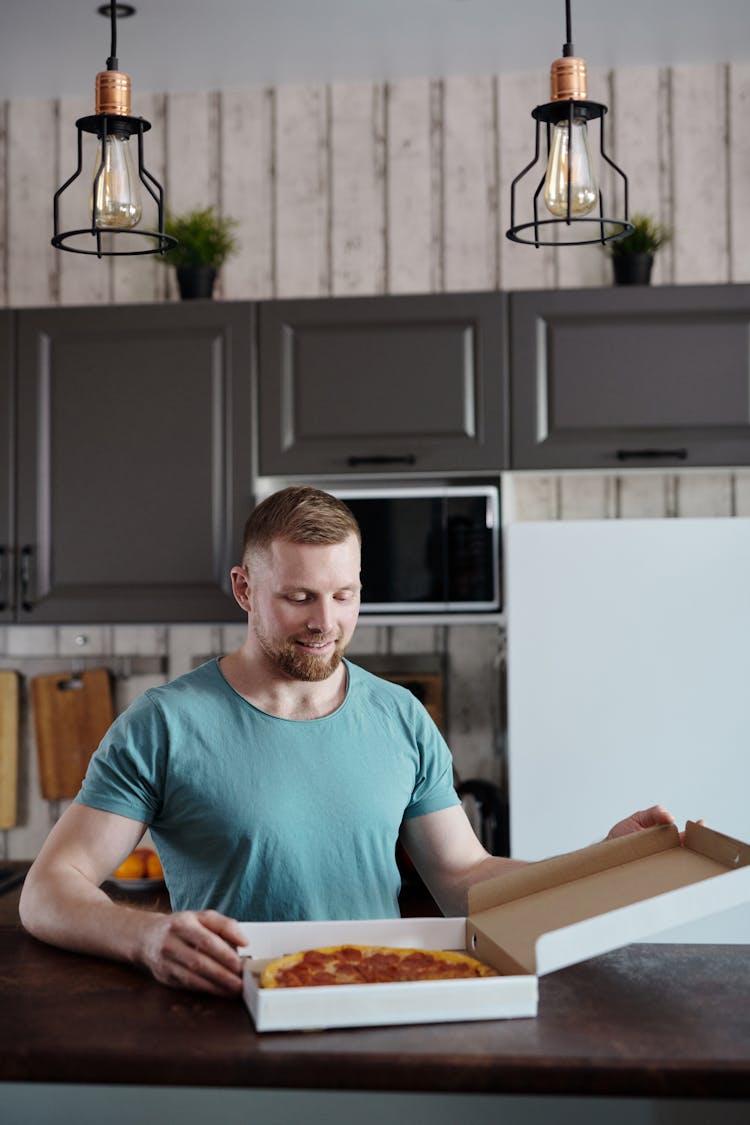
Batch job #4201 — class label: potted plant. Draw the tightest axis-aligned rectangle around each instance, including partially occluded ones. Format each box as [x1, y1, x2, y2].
[159, 207, 239, 299]
[608, 213, 672, 286]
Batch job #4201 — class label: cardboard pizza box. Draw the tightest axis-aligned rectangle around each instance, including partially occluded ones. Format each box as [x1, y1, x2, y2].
[239, 822, 750, 1032]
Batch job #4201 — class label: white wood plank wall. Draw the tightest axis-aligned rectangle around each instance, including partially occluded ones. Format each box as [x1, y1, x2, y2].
[6, 61, 747, 304]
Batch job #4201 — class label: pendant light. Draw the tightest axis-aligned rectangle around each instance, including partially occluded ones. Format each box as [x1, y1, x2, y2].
[506, 0, 633, 248]
[52, 3, 176, 257]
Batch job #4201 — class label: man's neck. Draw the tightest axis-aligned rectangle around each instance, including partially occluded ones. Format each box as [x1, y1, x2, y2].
[219, 646, 348, 721]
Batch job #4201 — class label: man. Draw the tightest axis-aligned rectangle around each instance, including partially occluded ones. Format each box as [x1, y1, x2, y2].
[20, 486, 675, 997]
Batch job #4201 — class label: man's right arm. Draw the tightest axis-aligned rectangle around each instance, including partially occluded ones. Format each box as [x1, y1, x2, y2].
[19, 803, 245, 996]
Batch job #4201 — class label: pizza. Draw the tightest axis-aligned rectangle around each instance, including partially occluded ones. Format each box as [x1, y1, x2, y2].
[259, 943, 497, 988]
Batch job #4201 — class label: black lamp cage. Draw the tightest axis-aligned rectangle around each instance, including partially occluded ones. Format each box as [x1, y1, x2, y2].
[505, 2, 634, 248]
[51, 3, 176, 257]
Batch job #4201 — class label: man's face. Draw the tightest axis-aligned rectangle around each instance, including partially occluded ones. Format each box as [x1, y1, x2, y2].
[246, 534, 362, 682]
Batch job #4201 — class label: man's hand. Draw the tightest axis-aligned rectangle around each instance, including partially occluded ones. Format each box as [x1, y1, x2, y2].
[21, 805, 248, 997]
[605, 804, 675, 840]
[139, 910, 246, 996]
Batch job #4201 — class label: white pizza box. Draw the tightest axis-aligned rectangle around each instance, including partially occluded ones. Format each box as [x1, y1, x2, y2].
[239, 821, 750, 1032]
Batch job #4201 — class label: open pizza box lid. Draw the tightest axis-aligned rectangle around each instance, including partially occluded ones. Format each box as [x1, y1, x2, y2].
[239, 822, 750, 1032]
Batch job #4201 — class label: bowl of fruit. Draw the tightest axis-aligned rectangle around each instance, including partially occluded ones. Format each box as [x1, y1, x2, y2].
[109, 847, 164, 890]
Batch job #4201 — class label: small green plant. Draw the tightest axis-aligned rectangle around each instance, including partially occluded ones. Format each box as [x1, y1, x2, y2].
[609, 213, 672, 257]
[159, 207, 238, 269]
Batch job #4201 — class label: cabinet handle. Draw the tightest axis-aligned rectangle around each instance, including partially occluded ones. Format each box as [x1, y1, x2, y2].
[615, 448, 688, 462]
[20, 545, 35, 612]
[346, 455, 417, 467]
[0, 546, 8, 612]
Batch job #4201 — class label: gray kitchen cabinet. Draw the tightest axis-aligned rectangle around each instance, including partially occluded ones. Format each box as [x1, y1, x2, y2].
[510, 284, 750, 469]
[12, 302, 253, 623]
[258, 291, 507, 476]
[0, 312, 13, 622]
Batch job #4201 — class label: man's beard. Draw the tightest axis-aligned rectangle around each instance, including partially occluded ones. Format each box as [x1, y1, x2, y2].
[254, 623, 346, 682]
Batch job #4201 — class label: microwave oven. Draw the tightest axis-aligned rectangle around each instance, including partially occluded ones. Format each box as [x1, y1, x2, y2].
[333, 485, 501, 613]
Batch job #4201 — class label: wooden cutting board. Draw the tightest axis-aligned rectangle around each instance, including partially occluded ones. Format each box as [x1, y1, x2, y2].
[0, 671, 20, 828]
[31, 669, 115, 800]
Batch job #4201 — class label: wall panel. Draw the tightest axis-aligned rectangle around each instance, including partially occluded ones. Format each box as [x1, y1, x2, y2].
[671, 64, 729, 284]
[275, 83, 330, 298]
[165, 90, 220, 300]
[330, 81, 386, 297]
[0, 103, 8, 307]
[617, 474, 670, 519]
[676, 473, 734, 517]
[220, 86, 275, 300]
[728, 63, 750, 284]
[7, 98, 58, 306]
[610, 66, 668, 286]
[385, 77, 434, 294]
[442, 74, 499, 293]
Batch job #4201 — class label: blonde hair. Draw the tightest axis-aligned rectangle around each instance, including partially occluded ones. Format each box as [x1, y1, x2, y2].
[242, 486, 361, 561]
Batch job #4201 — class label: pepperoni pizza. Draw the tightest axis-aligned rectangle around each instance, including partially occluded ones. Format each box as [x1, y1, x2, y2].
[259, 943, 497, 988]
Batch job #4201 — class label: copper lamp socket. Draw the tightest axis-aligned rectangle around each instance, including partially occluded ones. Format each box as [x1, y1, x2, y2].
[550, 56, 588, 102]
[95, 69, 131, 116]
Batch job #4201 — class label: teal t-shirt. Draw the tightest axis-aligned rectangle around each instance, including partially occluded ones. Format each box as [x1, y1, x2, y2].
[77, 658, 459, 920]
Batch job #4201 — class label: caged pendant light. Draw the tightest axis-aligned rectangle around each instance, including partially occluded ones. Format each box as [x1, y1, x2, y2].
[506, 0, 633, 248]
[52, 2, 177, 258]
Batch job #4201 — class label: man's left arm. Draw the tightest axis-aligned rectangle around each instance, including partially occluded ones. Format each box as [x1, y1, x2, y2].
[400, 803, 677, 917]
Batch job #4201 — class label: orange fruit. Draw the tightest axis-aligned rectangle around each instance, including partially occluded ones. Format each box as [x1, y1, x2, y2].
[145, 851, 163, 879]
[112, 851, 147, 880]
[112, 847, 163, 880]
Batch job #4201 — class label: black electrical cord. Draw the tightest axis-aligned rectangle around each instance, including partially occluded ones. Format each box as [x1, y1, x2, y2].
[107, 0, 118, 71]
[563, 0, 574, 57]
[96, 2, 138, 70]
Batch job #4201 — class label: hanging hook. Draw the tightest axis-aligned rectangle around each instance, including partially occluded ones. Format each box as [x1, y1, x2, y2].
[71, 633, 89, 683]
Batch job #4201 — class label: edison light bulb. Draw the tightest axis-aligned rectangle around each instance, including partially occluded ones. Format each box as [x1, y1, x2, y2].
[543, 117, 597, 218]
[90, 133, 143, 230]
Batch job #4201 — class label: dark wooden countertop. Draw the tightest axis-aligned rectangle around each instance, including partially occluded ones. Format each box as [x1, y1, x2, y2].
[2, 868, 749, 1098]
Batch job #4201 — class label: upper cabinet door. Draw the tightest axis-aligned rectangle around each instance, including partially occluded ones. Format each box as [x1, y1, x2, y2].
[258, 292, 506, 476]
[0, 312, 13, 622]
[510, 285, 750, 470]
[15, 302, 253, 624]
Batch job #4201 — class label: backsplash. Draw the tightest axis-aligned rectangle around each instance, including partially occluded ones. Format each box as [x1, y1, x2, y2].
[508, 469, 750, 520]
[0, 619, 504, 860]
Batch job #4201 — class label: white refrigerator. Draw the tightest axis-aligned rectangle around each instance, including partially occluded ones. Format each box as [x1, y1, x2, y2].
[506, 516, 750, 941]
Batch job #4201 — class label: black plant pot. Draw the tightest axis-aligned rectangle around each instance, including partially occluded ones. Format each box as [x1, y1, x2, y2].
[176, 266, 217, 300]
[612, 253, 654, 286]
